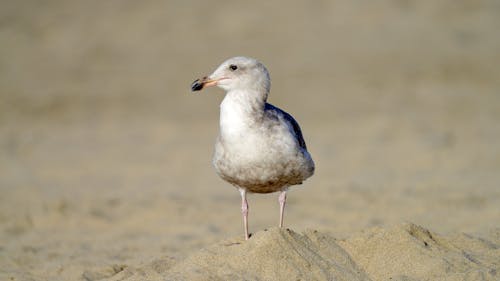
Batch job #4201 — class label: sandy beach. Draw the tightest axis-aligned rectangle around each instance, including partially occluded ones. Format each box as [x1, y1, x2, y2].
[1, 1, 499, 280]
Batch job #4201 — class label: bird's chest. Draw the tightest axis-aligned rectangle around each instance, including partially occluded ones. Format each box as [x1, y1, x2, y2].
[213, 95, 299, 185]
[220, 101, 288, 153]
[218, 124, 274, 164]
[214, 120, 297, 178]
[213, 131, 301, 192]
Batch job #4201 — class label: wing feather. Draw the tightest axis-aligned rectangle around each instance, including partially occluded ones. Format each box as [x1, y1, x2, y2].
[265, 103, 307, 150]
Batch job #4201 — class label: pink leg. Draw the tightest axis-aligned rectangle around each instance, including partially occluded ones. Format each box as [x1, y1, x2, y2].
[239, 188, 249, 240]
[278, 190, 287, 228]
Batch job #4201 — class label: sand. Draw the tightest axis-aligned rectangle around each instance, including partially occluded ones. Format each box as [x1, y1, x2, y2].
[89, 224, 498, 281]
[1, 1, 500, 280]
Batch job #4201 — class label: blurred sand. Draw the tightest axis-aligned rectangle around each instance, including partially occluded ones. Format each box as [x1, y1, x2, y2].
[1, 0, 499, 280]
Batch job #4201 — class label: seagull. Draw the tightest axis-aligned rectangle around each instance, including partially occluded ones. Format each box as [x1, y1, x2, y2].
[191, 56, 314, 240]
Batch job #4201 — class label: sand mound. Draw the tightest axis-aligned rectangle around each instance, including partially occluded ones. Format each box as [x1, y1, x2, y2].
[95, 223, 498, 281]
[339, 223, 499, 281]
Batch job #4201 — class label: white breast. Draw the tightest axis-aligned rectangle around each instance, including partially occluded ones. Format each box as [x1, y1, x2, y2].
[219, 92, 298, 163]
[219, 95, 261, 161]
[219, 92, 248, 140]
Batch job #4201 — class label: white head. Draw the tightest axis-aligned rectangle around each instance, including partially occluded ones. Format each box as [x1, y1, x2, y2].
[191, 56, 271, 96]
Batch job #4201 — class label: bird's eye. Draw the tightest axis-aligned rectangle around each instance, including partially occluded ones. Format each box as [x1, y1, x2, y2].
[229, 64, 238, 71]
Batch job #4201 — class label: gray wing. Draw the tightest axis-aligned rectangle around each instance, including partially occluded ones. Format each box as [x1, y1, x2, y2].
[265, 103, 307, 150]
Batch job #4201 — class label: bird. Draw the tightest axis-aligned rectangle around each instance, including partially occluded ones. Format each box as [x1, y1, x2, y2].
[191, 56, 314, 240]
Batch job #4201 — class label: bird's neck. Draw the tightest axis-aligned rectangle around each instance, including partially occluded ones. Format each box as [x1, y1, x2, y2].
[219, 89, 267, 139]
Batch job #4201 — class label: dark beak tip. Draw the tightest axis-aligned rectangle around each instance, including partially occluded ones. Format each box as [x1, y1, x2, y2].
[191, 79, 204, 92]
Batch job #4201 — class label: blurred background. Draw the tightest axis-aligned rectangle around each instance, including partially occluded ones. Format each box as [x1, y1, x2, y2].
[1, 0, 499, 279]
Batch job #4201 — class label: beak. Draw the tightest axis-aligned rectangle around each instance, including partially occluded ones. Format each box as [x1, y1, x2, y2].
[191, 76, 220, 92]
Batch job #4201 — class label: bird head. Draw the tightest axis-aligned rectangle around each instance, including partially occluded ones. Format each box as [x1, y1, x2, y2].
[191, 56, 271, 95]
